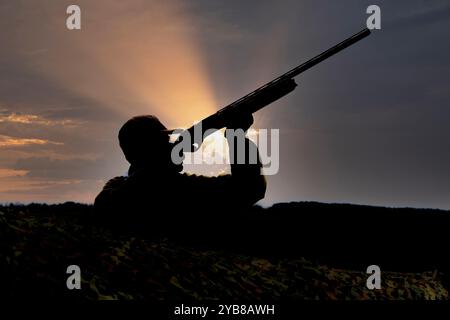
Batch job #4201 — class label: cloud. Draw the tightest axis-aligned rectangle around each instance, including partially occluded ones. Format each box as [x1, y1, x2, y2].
[0, 178, 81, 193]
[0, 135, 63, 148]
[13, 156, 112, 180]
[0, 112, 82, 127]
[0, 168, 28, 178]
[0, 0, 218, 128]
[384, 2, 450, 29]
[0, 176, 102, 204]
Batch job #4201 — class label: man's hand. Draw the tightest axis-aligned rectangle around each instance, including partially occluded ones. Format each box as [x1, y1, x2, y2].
[226, 113, 254, 132]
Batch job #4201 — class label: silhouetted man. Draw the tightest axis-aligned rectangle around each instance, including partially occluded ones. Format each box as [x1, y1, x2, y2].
[94, 114, 266, 239]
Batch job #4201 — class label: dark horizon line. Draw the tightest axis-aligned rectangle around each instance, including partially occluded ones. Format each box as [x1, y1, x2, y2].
[1, 200, 449, 213]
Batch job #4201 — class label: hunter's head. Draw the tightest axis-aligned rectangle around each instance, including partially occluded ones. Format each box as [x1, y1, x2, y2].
[119, 115, 182, 172]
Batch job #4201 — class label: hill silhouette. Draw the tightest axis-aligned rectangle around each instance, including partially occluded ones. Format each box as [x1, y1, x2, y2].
[0, 201, 448, 300]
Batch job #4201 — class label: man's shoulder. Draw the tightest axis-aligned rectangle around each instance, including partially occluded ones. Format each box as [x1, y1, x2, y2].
[103, 176, 128, 189]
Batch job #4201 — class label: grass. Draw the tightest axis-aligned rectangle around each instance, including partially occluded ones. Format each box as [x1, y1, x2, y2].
[0, 202, 448, 300]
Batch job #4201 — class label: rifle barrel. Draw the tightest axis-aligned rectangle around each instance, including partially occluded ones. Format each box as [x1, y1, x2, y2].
[176, 28, 371, 151]
[217, 28, 371, 114]
[283, 28, 371, 79]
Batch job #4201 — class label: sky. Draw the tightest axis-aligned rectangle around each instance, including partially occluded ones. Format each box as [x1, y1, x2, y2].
[0, 0, 449, 209]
